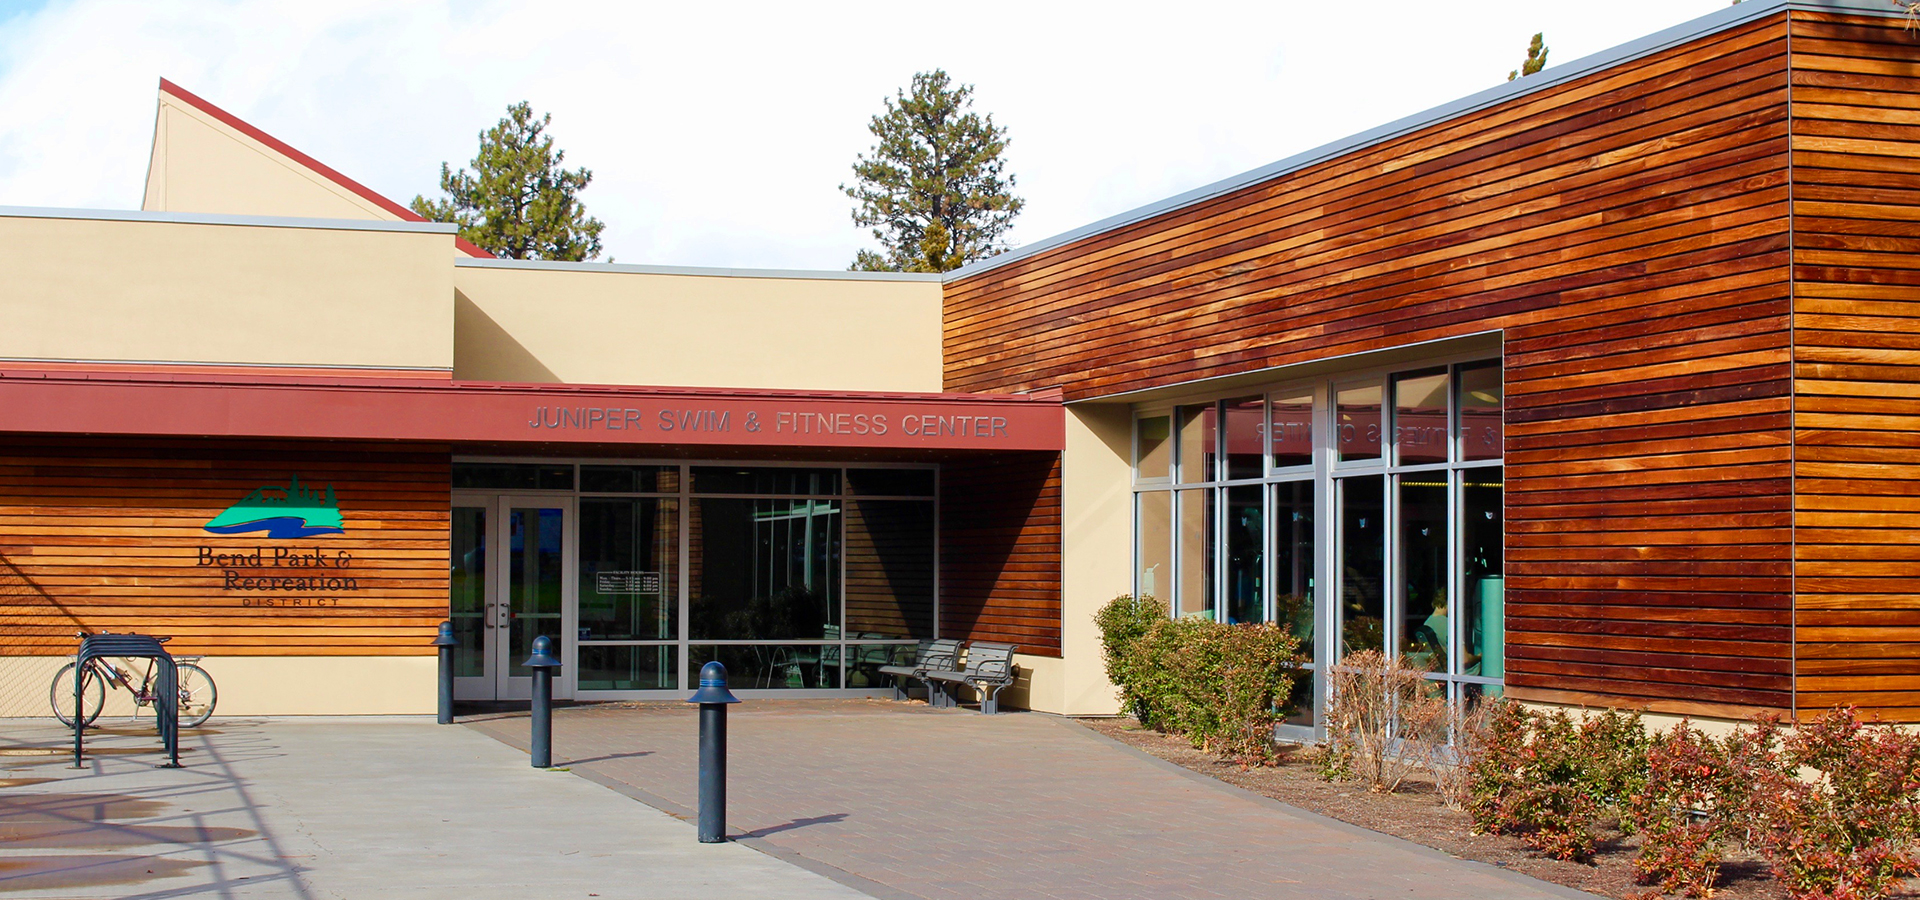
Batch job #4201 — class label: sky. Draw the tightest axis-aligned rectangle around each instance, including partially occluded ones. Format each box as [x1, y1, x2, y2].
[0, 0, 1747, 270]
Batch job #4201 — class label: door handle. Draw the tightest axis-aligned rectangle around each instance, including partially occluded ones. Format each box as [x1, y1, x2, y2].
[483, 604, 497, 629]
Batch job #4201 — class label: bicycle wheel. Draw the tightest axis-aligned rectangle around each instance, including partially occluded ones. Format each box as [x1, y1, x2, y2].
[174, 663, 217, 727]
[49, 662, 105, 727]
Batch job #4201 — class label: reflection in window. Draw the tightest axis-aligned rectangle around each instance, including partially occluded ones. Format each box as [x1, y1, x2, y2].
[578, 645, 676, 691]
[1396, 476, 1449, 673]
[1177, 403, 1217, 483]
[1459, 363, 1504, 462]
[1394, 370, 1449, 466]
[1270, 393, 1314, 469]
[1224, 484, 1263, 624]
[688, 644, 843, 689]
[1272, 480, 1314, 663]
[690, 498, 841, 640]
[1339, 476, 1384, 656]
[1224, 396, 1264, 480]
[691, 467, 840, 495]
[1463, 467, 1504, 680]
[844, 498, 935, 639]
[1177, 489, 1215, 618]
[845, 468, 936, 497]
[1137, 491, 1172, 607]
[1336, 384, 1383, 463]
[450, 506, 486, 678]
[1136, 415, 1171, 481]
[580, 465, 677, 493]
[578, 498, 678, 641]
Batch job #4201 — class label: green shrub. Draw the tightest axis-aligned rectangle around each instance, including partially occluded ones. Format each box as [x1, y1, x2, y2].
[1469, 703, 1649, 861]
[1093, 595, 1302, 763]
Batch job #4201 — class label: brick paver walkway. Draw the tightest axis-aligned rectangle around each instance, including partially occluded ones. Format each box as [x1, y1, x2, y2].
[467, 701, 1593, 900]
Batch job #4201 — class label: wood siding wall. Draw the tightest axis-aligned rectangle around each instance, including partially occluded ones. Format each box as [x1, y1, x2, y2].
[939, 453, 1063, 656]
[0, 437, 450, 656]
[945, 17, 1798, 713]
[1790, 11, 1920, 721]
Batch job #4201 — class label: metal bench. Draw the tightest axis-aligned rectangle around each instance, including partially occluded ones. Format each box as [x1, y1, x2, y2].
[925, 641, 1020, 714]
[876, 638, 961, 704]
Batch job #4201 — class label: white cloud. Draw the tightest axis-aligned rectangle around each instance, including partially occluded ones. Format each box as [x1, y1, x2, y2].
[0, 0, 1738, 269]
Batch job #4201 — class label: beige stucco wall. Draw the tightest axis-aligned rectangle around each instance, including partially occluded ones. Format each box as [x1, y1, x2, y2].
[452, 263, 943, 391]
[1003, 404, 1131, 715]
[0, 655, 434, 718]
[144, 92, 401, 224]
[0, 213, 454, 370]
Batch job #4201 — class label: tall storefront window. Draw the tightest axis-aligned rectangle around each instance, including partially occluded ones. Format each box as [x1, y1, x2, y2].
[1132, 356, 1505, 732]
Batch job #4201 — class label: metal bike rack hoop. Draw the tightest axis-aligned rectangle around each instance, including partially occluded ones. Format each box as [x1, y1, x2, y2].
[71, 633, 181, 768]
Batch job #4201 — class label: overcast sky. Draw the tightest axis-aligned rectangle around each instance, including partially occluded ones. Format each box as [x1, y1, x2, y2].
[0, 0, 1743, 270]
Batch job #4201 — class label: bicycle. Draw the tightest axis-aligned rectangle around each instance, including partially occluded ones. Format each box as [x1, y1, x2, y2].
[49, 633, 218, 728]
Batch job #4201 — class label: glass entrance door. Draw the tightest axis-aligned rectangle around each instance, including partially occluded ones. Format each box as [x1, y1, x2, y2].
[451, 495, 573, 701]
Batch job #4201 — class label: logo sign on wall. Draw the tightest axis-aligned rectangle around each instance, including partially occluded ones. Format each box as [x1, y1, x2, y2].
[202, 476, 345, 538]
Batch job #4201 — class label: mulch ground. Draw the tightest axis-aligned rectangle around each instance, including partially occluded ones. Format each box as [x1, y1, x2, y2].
[1077, 717, 1800, 900]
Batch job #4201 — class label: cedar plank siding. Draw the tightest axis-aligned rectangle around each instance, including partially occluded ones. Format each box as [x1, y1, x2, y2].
[943, 17, 1798, 712]
[1790, 11, 1920, 721]
[938, 453, 1063, 656]
[0, 436, 450, 656]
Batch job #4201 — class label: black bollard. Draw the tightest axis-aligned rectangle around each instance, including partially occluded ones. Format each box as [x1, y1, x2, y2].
[525, 635, 561, 768]
[686, 661, 740, 843]
[432, 620, 458, 725]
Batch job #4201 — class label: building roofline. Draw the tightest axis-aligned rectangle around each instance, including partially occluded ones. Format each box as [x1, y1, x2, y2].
[0, 204, 458, 235]
[945, 0, 1898, 282]
[456, 256, 945, 283]
[157, 77, 496, 258]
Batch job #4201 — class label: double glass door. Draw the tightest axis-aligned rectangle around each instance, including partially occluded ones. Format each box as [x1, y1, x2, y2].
[451, 495, 572, 701]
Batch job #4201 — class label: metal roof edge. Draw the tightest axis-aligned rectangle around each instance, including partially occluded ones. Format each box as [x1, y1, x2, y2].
[945, 0, 1889, 282]
[0, 205, 459, 235]
[455, 257, 946, 283]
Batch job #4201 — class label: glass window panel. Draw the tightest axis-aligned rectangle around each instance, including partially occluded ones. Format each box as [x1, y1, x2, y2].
[450, 506, 486, 678]
[845, 468, 936, 497]
[577, 498, 678, 641]
[580, 465, 678, 493]
[1176, 403, 1217, 483]
[1338, 476, 1385, 657]
[844, 499, 935, 639]
[1335, 383, 1383, 464]
[1396, 475, 1449, 673]
[1462, 466, 1504, 680]
[1269, 392, 1314, 470]
[1176, 489, 1215, 619]
[1394, 370, 1449, 466]
[507, 507, 566, 677]
[689, 498, 842, 640]
[453, 463, 574, 491]
[1224, 484, 1263, 624]
[1223, 396, 1264, 480]
[691, 467, 841, 495]
[1136, 491, 1173, 609]
[1135, 415, 1172, 482]
[848, 643, 919, 689]
[687, 644, 843, 689]
[1459, 363, 1504, 462]
[577, 645, 677, 691]
[1271, 480, 1315, 663]
[1283, 670, 1315, 729]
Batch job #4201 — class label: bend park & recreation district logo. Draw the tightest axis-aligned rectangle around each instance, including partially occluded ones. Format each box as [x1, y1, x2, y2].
[202, 476, 345, 538]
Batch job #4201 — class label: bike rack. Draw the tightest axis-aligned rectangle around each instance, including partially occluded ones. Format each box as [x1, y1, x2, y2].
[71, 633, 180, 769]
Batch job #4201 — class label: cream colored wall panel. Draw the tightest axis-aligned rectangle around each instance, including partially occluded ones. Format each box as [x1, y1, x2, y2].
[0, 656, 432, 718]
[453, 265, 942, 392]
[144, 101, 399, 223]
[0, 214, 454, 370]
[1032, 404, 1132, 716]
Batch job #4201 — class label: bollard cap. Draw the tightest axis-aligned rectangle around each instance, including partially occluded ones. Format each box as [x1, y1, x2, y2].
[431, 619, 460, 647]
[523, 634, 562, 669]
[686, 660, 740, 705]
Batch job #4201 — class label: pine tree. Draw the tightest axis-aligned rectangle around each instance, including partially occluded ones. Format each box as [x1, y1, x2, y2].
[1508, 33, 1549, 82]
[412, 102, 605, 261]
[842, 70, 1023, 273]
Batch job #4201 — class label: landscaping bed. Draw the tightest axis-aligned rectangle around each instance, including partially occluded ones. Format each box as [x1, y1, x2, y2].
[1079, 716, 1799, 900]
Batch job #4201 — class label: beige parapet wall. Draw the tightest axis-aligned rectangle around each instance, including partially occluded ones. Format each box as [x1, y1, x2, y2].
[0, 655, 435, 719]
[0, 210, 455, 370]
[453, 261, 943, 392]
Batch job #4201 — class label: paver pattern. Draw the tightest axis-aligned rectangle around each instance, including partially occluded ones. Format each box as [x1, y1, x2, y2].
[468, 700, 1595, 900]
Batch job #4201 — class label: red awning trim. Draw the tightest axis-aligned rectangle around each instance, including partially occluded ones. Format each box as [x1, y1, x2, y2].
[0, 367, 1063, 452]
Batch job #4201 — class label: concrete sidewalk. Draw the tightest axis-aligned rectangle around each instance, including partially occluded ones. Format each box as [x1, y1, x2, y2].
[0, 716, 866, 899]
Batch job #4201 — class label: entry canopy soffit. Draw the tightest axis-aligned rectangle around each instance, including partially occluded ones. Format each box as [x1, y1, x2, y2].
[0, 366, 1064, 452]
